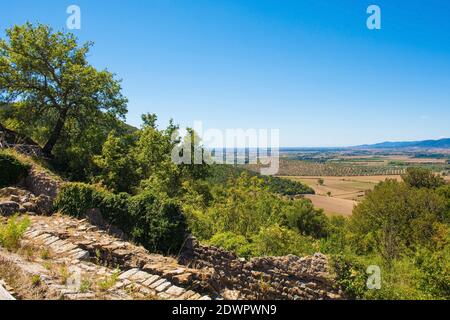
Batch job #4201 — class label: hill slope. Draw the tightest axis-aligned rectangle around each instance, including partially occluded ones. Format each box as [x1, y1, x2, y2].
[355, 138, 450, 149]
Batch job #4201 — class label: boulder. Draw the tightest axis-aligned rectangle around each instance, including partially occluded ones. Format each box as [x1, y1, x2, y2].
[22, 202, 37, 212]
[0, 201, 20, 216]
[34, 195, 53, 215]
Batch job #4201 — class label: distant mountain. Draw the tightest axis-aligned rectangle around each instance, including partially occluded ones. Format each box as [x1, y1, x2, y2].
[355, 138, 450, 149]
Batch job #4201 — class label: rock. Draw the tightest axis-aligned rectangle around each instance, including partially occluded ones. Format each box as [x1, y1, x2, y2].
[0, 201, 20, 216]
[22, 202, 37, 212]
[165, 285, 185, 297]
[9, 195, 20, 202]
[222, 289, 241, 300]
[34, 195, 53, 215]
[172, 273, 192, 285]
[0, 282, 15, 300]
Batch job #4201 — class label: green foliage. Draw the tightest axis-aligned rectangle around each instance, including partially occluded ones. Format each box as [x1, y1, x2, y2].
[93, 131, 139, 193]
[207, 165, 314, 196]
[402, 167, 445, 189]
[55, 183, 187, 254]
[53, 183, 100, 217]
[128, 191, 187, 254]
[282, 200, 329, 238]
[319, 215, 349, 254]
[208, 232, 255, 258]
[349, 179, 446, 262]
[330, 254, 368, 299]
[414, 229, 450, 299]
[0, 214, 31, 251]
[251, 225, 316, 257]
[0, 23, 128, 156]
[0, 152, 30, 187]
[184, 172, 322, 258]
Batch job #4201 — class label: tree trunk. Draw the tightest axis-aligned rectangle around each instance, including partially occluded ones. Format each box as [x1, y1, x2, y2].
[43, 108, 68, 156]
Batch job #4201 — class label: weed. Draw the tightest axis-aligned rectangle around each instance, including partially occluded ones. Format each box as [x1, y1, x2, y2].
[31, 274, 41, 287]
[0, 215, 30, 251]
[98, 268, 120, 291]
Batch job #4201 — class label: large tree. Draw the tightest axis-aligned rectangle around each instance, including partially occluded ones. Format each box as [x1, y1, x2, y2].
[0, 23, 127, 155]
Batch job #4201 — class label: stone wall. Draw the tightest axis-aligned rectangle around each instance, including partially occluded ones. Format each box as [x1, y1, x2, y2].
[179, 236, 343, 300]
[25, 168, 62, 200]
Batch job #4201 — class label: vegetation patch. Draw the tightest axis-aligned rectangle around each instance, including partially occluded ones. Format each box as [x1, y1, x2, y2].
[0, 152, 31, 188]
[55, 183, 188, 255]
[0, 215, 31, 251]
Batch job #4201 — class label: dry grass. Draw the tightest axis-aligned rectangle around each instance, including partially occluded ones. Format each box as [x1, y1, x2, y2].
[0, 148, 62, 181]
[304, 194, 356, 216]
[0, 257, 54, 300]
[284, 175, 401, 200]
[284, 175, 403, 216]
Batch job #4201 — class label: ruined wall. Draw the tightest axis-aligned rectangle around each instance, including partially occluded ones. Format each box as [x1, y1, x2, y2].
[179, 236, 343, 300]
[25, 168, 62, 200]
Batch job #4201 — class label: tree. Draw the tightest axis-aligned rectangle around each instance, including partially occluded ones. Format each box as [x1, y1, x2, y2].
[93, 131, 139, 193]
[350, 179, 446, 263]
[0, 23, 127, 156]
[402, 167, 445, 189]
[318, 178, 324, 186]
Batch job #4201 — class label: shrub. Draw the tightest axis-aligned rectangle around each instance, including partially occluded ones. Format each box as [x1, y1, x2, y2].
[251, 225, 316, 257]
[282, 199, 329, 238]
[0, 214, 31, 251]
[402, 167, 445, 189]
[330, 254, 368, 299]
[129, 191, 187, 254]
[0, 153, 30, 187]
[55, 183, 187, 254]
[54, 183, 100, 217]
[208, 232, 255, 258]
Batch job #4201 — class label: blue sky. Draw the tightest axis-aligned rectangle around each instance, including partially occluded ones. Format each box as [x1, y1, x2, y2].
[1, 0, 449, 147]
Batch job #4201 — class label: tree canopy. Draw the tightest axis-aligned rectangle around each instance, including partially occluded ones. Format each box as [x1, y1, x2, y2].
[0, 23, 127, 156]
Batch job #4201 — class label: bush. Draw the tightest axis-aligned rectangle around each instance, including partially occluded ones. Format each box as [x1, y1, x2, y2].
[402, 167, 445, 189]
[251, 225, 316, 257]
[330, 254, 368, 299]
[0, 153, 30, 188]
[208, 232, 255, 258]
[54, 183, 100, 217]
[282, 200, 329, 238]
[55, 183, 187, 254]
[128, 191, 187, 254]
[0, 214, 31, 251]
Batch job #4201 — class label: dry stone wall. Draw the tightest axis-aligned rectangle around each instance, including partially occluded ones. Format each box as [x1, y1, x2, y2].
[179, 236, 343, 300]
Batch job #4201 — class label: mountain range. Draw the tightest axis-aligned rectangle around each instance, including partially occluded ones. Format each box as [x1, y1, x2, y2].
[355, 138, 450, 149]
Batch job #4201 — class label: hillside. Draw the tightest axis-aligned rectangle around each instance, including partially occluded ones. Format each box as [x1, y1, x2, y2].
[0, 151, 342, 300]
[355, 138, 450, 149]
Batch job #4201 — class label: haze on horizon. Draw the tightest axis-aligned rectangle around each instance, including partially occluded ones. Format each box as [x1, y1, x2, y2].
[1, 0, 449, 147]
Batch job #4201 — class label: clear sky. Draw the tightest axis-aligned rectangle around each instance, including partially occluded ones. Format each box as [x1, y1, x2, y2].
[1, 0, 449, 147]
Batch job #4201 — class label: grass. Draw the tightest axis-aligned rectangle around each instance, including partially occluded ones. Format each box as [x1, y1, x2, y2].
[97, 269, 120, 292]
[40, 248, 51, 260]
[31, 274, 41, 287]
[0, 214, 31, 251]
[0, 257, 53, 300]
[79, 278, 92, 293]
[59, 265, 70, 285]
[0, 149, 60, 179]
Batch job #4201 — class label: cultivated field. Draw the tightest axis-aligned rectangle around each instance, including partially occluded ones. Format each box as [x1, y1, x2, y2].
[304, 194, 356, 216]
[283, 175, 402, 216]
[284, 175, 401, 200]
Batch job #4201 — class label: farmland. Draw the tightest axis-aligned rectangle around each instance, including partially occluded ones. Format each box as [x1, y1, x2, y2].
[250, 148, 450, 216]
